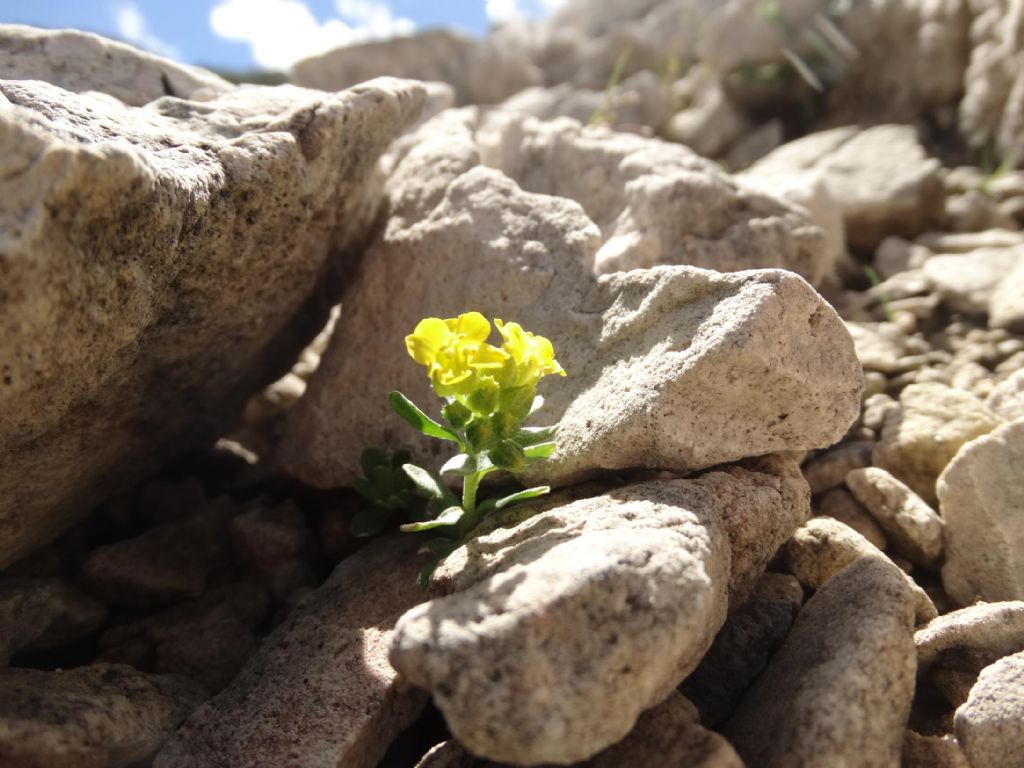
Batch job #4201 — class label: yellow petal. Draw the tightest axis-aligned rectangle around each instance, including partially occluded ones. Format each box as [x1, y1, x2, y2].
[405, 318, 450, 366]
[454, 311, 491, 344]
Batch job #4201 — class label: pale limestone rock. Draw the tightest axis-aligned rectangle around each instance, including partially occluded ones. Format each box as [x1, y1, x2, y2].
[154, 537, 427, 768]
[939, 419, 1024, 604]
[725, 557, 917, 768]
[815, 487, 888, 550]
[954, 651, 1024, 768]
[279, 131, 861, 491]
[0, 24, 232, 105]
[747, 125, 945, 250]
[0, 77, 427, 567]
[922, 246, 1024, 314]
[916, 602, 1024, 668]
[786, 517, 937, 624]
[990, 260, 1024, 331]
[291, 28, 540, 106]
[391, 460, 805, 765]
[986, 369, 1024, 420]
[0, 664, 205, 768]
[873, 383, 1003, 506]
[802, 440, 873, 494]
[845, 467, 944, 570]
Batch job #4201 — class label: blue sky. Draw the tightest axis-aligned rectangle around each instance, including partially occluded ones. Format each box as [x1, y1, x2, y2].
[0, 0, 561, 71]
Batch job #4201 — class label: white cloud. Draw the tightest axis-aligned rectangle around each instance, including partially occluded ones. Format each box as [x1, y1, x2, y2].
[486, 0, 565, 25]
[209, 0, 414, 71]
[113, 3, 181, 60]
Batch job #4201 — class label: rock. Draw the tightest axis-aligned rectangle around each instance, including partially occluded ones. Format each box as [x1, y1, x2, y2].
[0, 24, 232, 105]
[960, 0, 1024, 170]
[845, 467, 944, 570]
[725, 557, 917, 768]
[391, 459, 806, 765]
[279, 130, 861, 491]
[954, 651, 1024, 768]
[917, 602, 1024, 668]
[417, 693, 744, 768]
[917, 228, 1024, 253]
[802, 440, 873, 494]
[724, 118, 785, 171]
[80, 505, 231, 608]
[990, 260, 1024, 331]
[786, 517, 937, 624]
[938, 418, 1024, 604]
[987, 369, 1024, 420]
[0, 77, 427, 568]
[0, 663, 206, 768]
[665, 73, 750, 158]
[154, 537, 427, 768]
[922, 246, 1024, 314]
[846, 321, 919, 374]
[291, 28, 540, 106]
[227, 500, 309, 581]
[477, 114, 832, 284]
[99, 582, 270, 692]
[903, 731, 971, 768]
[0, 578, 107, 665]
[680, 572, 802, 727]
[945, 189, 1017, 232]
[873, 383, 1003, 506]
[815, 487, 888, 550]
[875, 236, 932, 279]
[746, 125, 945, 250]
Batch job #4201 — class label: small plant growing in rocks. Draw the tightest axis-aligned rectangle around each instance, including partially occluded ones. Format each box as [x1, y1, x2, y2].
[355, 311, 566, 585]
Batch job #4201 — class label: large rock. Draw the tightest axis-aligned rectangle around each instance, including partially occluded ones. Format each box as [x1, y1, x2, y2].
[390, 458, 807, 765]
[990, 259, 1024, 331]
[938, 418, 1024, 605]
[987, 368, 1024, 420]
[746, 125, 945, 250]
[725, 557, 918, 768]
[0, 24, 232, 106]
[873, 383, 1003, 506]
[279, 126, 861, 490]
[922, 245, 1024, 315]
[954, 651, 1024, 768]
[917, 602, 1024, 669]
[478, 114, 832, 283]
[154, 537, 427, 768]
[291, 28, 540, 106]
[0, 77, 427, 567]
[0, 663, 205, 768]
[960, 0, 1024, 168]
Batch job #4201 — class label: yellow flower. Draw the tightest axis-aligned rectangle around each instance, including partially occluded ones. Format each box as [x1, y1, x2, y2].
[405, 312, 508, 400]
[495, 319, 566, 388]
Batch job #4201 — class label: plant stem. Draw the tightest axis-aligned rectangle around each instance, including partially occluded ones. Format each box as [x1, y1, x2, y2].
[460, 469, 481, 536]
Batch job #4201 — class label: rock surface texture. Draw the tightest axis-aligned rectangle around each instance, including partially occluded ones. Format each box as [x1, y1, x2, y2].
[938, 418, 1024, 605]
[954, 651, 1024, 768]
[0, 76, 426, 567]
[725, 557, 918, 768]
[390, 458, 807, 765]
[154, 537, 427, 768]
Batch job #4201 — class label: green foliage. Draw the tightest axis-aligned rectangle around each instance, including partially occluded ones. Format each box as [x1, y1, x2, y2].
[350, 447, 427, 537]
[589, 45, 634, 127]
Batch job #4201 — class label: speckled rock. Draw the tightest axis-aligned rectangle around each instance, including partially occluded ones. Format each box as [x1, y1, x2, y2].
[917, 602, 1024, 669]
[680, 572, 803, 727]
[902, 731, 971, 768]
[846, 467, 944, 570]
[939, 418, 1024, 604]
[802, 440, 873, 494]
[786, 517, 937, 624]
[726, 557, 917, 768]
[814, 487, 888, 550]
[0, 77, 427, 568]
[991, 260, 1024, 331]
[478, 114, 832, 284]
[922, 246, 1024, 315]
[154, 537, 426, 768]
[279, 133, 861, 491]
[416, 693, 744, 767]
[0, 24, 232, 105]
[391, 458, 806, 765]
[955, 651, 1024, 768]
[873, 383, 1003, 506]
[745, 125, 945, 250]
[291, 28, 540, 106]
[0, 663, 206, 768]
[987, 369, 1024, 420]
[0, 579, 107, 666]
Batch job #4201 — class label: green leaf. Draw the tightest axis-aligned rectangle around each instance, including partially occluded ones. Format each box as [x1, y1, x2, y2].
[350, 506, 393, 537]
[419, 537, 459, 558]
[388, 391, 463, 445]
[515, 425, 557, 446]
[529, 395, 545, 416]
[390, 448, 412, 468]
[492, 486, 550, 510]
[489, 439, 527, 472]
[369, 464, 395, 496]
[400, 506, 464, 532]
[524, 441, 557, 461]
[440, 453, 477, 477]
[352, 477, 376, 501]
[401, 464, 448, 500]
[359, 446, 390, 477]
[442, 401, 473, 429]
[498, 386, 535, 421]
